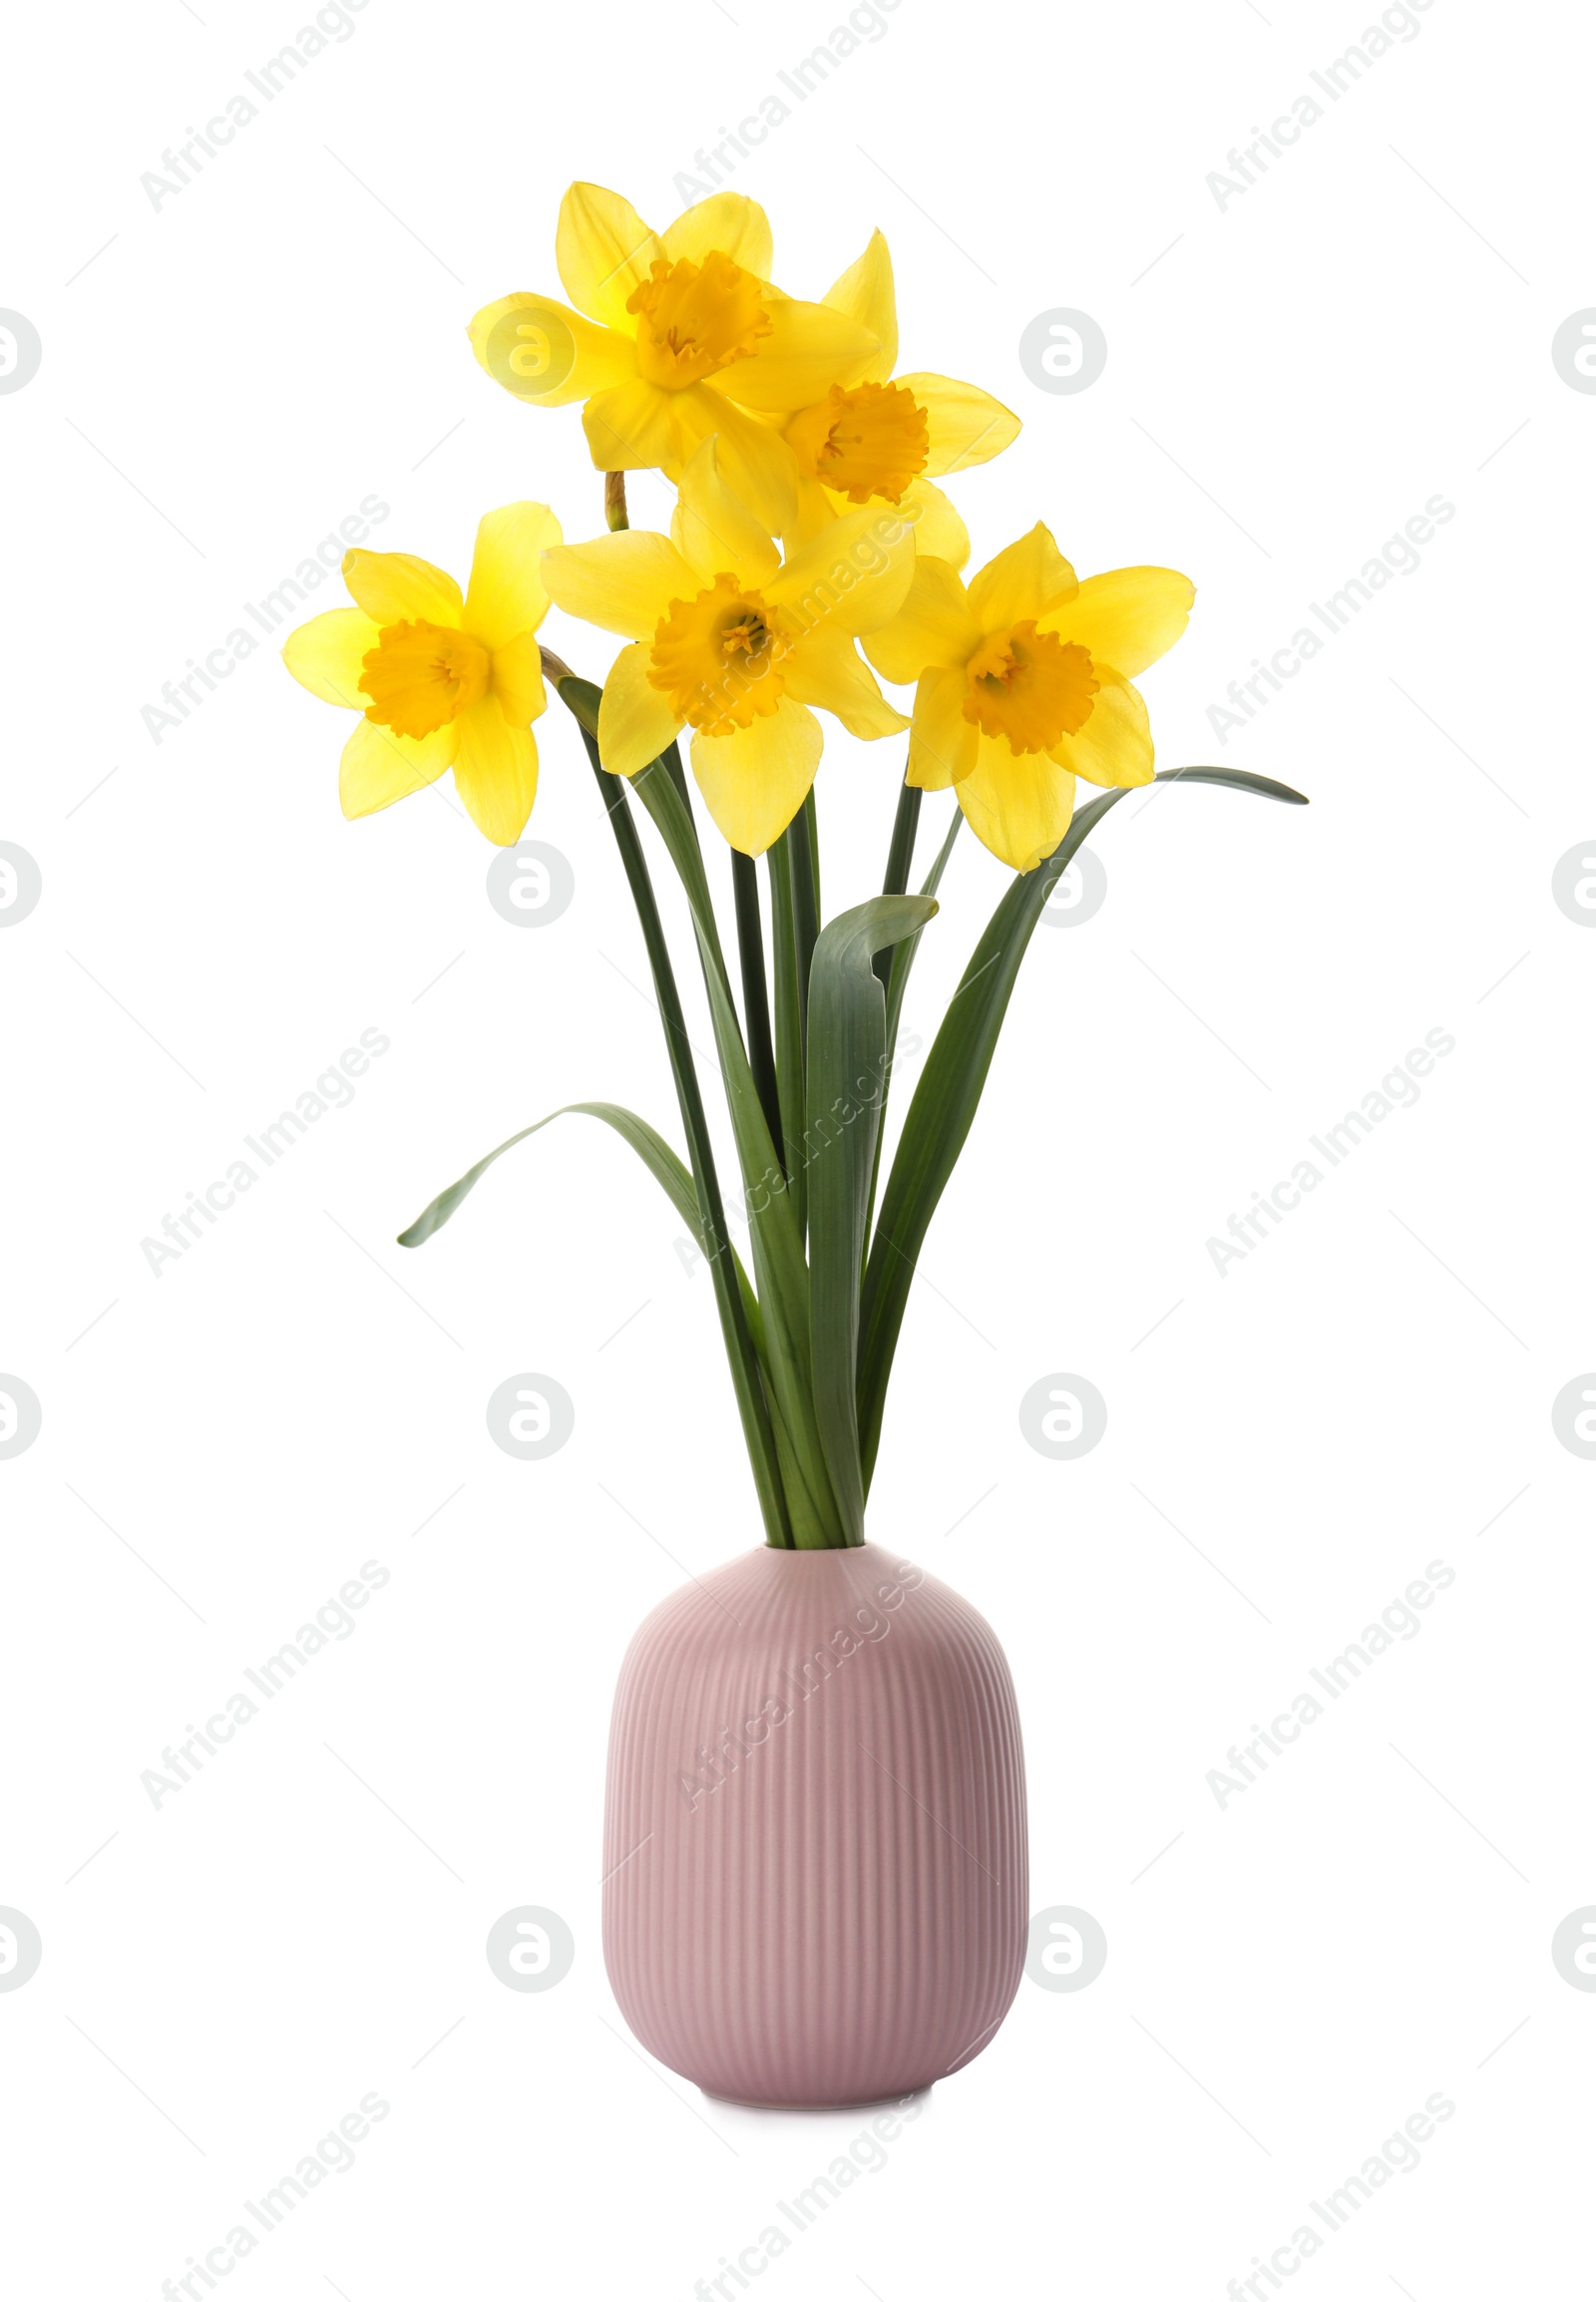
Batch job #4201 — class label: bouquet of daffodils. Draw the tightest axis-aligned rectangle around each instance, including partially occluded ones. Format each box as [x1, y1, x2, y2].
[282, 183, 1304, 1550]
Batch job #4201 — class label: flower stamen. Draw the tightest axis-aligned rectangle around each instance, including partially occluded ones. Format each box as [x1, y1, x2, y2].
[783, 381, 931, 505]
[648, 573, 788, 736]
[627, 252, 772, 390]
[962, 622, 1097, 753]
[358, 619, 491, 739]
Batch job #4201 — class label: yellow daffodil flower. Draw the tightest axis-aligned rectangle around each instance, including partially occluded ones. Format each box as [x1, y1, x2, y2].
[469, 184, 880, 536]
[776, 229, 1020, 568]
[280, 503, 562, 845]
[864, 524, 1194, 872]
[542, 439, 915, 856]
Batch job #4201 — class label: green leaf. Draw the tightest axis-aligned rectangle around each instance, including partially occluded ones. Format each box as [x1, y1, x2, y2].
[402, 1100, 696, 1245]
[867, 801, 963, 1243]
[1139, 764, 1309, 805]
[630, 758, 847, 1547]
[857, 765, 1308, 1489]
[805, 894, 938, 1543]
[399, 1098, 770, 1393]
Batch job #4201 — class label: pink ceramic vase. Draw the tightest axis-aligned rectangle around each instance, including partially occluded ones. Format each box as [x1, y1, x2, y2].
[601, 1542, 1027, 2108]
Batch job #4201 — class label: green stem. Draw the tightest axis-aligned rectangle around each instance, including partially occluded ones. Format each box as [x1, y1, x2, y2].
[767, 835, 807, 1244]
[874, 775, 922, 988]
[865, 798, 959, 1258]
[553, 671, 792, 1547]
[732, 851, 782, 1166]
[787, 797, 819, 1056]
[802, 788, 821, 920]
[627, 756, 846, 1547]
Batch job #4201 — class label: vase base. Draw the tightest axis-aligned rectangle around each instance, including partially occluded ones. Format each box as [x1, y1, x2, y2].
[701, 2083, 933, 2115]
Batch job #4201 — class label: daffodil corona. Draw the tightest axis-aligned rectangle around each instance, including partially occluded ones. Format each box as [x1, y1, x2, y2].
[280, 505, 562, 845]
[542, 439, 915, 855]
[865, 526, 1195, 872]
[469, 185, 880, 535]
[776, 230, 1020, 568]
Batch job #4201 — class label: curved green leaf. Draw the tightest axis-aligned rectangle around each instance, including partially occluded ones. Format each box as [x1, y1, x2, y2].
[399, 1100, 698, 1247]
[857, 764, 1308, 1489]
[806, 894, 938, 1543]
[397, 1100, 767, 1378]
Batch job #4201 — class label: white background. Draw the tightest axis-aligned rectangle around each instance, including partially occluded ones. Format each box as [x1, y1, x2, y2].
[3, 0, 1593, 2293]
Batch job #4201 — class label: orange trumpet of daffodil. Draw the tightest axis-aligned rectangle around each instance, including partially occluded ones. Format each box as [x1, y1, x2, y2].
[776, 229, 1020, 569]
[280, 503, 562, 845]
[469, 184, 881, 536]
[541, 438, 915, 855]
[864, 524, 1194, 872]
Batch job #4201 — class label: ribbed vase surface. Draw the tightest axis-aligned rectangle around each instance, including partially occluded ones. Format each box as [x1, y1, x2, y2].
[602, 1543, 1027, 2108]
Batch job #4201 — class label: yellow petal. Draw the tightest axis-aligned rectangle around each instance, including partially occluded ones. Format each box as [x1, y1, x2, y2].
[954, 732, 1075, 874]
[900, 372, 1021, 478]
[467, 292, 637, 408]
[281, 607, 381, 708]
[861, 555, 980, 685]
[967, 523, 1077, 630]
[581, 377, 682, 475]
[709, 296, 879, 415]
[661, 192, 773, 279]
[463, 503, 563, 650]
[490, 631, 547, 728]
[556, 182, 661, 331]
[906, 664, 979, 789]
[338, 716, 457, 820]
[542, 531, 701, 641]
[1053, 669, 1154, 789]
[342, 551, 462, 628]
[690, 696, 822, 856]
[450, 695, 540, 845]
[672, 436, 782, 588]
[1038, 568, 1195, 679]
[823, 229, 897, 384]
[787, 476, 841, 549]
[900, 479, 970, 572]
[670, 388, 798, 535]
[598, 641, 685, 777]
[783, 629, 908, 739]
[768, 501, 917, 640]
